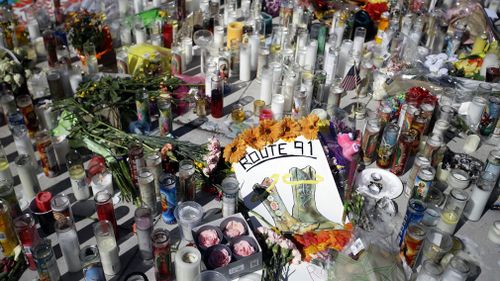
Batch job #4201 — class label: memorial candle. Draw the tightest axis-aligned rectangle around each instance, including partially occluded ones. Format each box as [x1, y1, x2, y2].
[94, 220, 121, 276]
[271, 94, 285, 120]
[95, 191, 119, 239]
[239, 43, 251, 81]
[249, 33, 259, 71]
[55, 217, 81, 272]
[135, 207, 153, 260]
[14, 154, 40, 203]
[260, 67, 272, 105]
[175, 247, 201, 281]
[14, 214, 40, 270]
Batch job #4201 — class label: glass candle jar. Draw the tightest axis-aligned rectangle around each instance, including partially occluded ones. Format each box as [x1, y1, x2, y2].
[55, 217, 81, 272]
[0, 178, 21, 218]
[178, 159, 196, 202]
[66, 150, 90, 201]
[158, 98, 173, 137]
[80, 245, 106, 281]
[146, 151, 162, 201]
[414, 229, 452, 268]
[152, 228, 173, 281]
[12, 124, 36, 162]
[129, 144, 145, 187]
[412, 165, 436, 201]
[50, 194, 74, 223]
[221, 176, 239, 217]
[231, 103, 245, 123]
[464, 171, 496, 221]
[441, 256, 470, 281]
[14, 213, 40, 270]
[416, 261, 443, 281]
[210, 75, 224, 118]
[0, 144, 13, 183]
[174, 201, 204, 242]
[94, 220, 121, 276]
[159, 172, 177, 224]
[33, 239, 60, 281]
[36, 130, 60, 177]
[16, 95, 39, 138]
[135, 207, 153, 260]
[138, 168, 158, 215]
[0, 199, 19, 257]
[95, 191, 119, 239]
[405, 154, 431, 197]
[14, 154, 40, 204]
[446, 169, 470, 190]
[437, 188, 469, 234]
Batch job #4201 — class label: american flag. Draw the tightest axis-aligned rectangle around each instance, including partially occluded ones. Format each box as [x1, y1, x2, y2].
[340, 65, 361, 91]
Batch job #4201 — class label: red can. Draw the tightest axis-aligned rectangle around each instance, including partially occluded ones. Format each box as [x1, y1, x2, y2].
[390, 129, 418, 176]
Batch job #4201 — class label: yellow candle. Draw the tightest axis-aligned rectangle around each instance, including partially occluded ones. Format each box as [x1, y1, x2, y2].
[227, 22, 243, 48]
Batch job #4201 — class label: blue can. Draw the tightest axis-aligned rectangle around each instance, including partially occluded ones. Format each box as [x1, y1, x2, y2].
[398, 199, 426, 246]
[159, 172, 177, 224]
[8, 112, 25, 129]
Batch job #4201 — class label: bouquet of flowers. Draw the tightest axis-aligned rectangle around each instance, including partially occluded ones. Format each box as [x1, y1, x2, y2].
[0, 51, 28, 92]
[257, 227, 301, 281]
[65, 10, 110, 56]
[293, 228, 352, 262]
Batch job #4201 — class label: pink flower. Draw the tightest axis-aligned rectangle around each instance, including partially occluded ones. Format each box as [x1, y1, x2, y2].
[291, 249, 302, 264]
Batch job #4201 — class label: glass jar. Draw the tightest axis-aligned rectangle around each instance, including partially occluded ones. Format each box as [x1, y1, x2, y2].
[55, 217, 81, 272]
[416, 261, 443, 281]
[95, 191, 118, 239]
[128, 143, 145, 187]
[414, 229, 453, 268]
[178, 160, 196, 202]
[0, 178, 21, 218]
[442, 256, 470, 281]
[152, 228, 173, 281]
[16, 95, 39, 138]
[221, 176, 239, 217]
[145, 151, 162, 201]
[231, 103, 245, 123]
[0, 144, 13, 184]
[0, 199, 19, 257]
[464, 171, 496, 221]
[210, 75, 224, 118]
[66, 150, 90, 201]
[94, 220, 121, 276]
[135, 207, 153, 260]
[50, 194, 74, 223]
[437, 189, 469, 234]
[158, 98, 173, 137]
[137, 168, 158, 215]
[36, 130, 60, 177]
[446, 169, 470, 190]
[13, 214, 40, 270]
[80, 245, 106, 281]
[33, 239, 60, 281]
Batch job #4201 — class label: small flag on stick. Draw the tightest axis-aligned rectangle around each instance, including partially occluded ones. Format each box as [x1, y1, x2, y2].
[340, 65, 361, 91]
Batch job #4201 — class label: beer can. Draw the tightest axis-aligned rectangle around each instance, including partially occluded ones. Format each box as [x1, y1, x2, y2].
[398, 199, 426, 246]
[159, 172, 177, 224]
[412, 166, 436, 200]
[391, 129, 418, 176]
[400, 223, 427, 267]
[361, 119, 381, 165]
[376, 123, 399, 168]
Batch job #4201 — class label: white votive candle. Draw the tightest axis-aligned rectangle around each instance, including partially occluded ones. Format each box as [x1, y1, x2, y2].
[175, 247, 201, 281]
[213, 26, 225, 49]
[91, 172, 114, 196]
[271, 94, 285, 120]
[135, 26, 147, 44]
[304, 40, 318, 70]
[182, 37, 193, 65]
[249, 34, 260, 71]
[240, 44, 251, 81]
[260, 68, 273, 105]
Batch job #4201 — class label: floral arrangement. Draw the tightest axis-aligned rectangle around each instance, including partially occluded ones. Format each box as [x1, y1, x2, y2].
[257, 226, 301, 281]
[203, 137, 222, 176]
[0, 54, 28, 92]
[363, 0, 388, 22]
[65, 10, 106, 52]
[223, 115, 320, 164]
[293, 228, 352, 262]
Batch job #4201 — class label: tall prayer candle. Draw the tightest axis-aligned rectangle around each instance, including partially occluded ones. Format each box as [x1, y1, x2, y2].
[213, 26, 224, 49]
[271, 94, 285, 120]
[304, 40, 318, 70]
[249, 34, 259, 71]
[94, 220, 120, 276]
[239, 43, 251, 81]
[260, 67, 273, 105]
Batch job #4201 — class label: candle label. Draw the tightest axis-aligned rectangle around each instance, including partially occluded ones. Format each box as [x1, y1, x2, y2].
[413, 176, 432, 200]
[159, 106, 173, 137]
[171, 52, 182, 75]
[160, 175, 176, 224]
[71, 177, 87, 191]
[218, 57, 229, 80]
[154, 244, 172, 279]
[84, 265, 106, 281]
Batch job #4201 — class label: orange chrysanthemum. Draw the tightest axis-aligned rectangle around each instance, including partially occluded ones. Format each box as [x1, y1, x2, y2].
[258, 120, 280, 144]
[223, 138, 247, 163]
[299, 114, 320, 140]
[241, 127, 266, 150]
[278, 117, 301, 142]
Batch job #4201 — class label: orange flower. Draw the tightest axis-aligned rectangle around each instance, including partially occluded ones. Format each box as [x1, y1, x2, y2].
[277, 117, 300, 142]
[257, 120, 280, 144]
[241, 128, 266, 150]
[223, 138, 247, 163]
[299, 114, 320, 140]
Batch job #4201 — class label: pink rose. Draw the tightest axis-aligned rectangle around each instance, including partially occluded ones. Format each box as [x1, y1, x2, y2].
[233, 240, 255, 257]
[208, 248, 231, 268]
[198, 229, 220, 248]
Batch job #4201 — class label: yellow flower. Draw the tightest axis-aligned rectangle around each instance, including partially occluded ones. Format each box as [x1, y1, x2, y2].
[223, 138, 247, 163]
[278, 117, 300, 142]
[241, 128, 266, 150]
[299, 114, 320, 140]
[257, 120, 280, 144]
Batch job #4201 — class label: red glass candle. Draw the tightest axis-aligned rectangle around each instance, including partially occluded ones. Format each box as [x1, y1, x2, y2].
[14, 214, 40, 270]
[210, 76, 224, 118]
[152, 228, 173, 281]
[42, 29, 58, 67]
[94, 191, 119, 239]
[259, 108, 273, 120]
[162, 23, 174, 49]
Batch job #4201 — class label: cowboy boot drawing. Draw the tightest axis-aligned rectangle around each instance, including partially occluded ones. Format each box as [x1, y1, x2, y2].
[290, 166, 343, 229]
[252, 177, 318, 233]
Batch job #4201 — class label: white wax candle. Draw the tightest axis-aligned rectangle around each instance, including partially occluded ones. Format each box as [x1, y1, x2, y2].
[34, 37, 46, 57]
[464, 184, 492, 221]
[282, 78, 295, 112]
[69, 72, 83, 94]
[337, 40, 353, 78]
[133, 0, 143, 14]
[151, 34, 162, 47]
[249, 34, 259, 71]
[58, 229, 81, 272]
[98, 236, 121, 275]
[334, 26, 344, 48]
[15, 160, 40, 200]
[240, 45, 251, 81]
[304, 40, 318, 70]
[271, 94, 285, 120]
[27, 20, 40, 40]
[182, 38, 193, 65]
[213, 26, 225, 49]
[175, 247, 201, 281]
[205, 73, 213, 97]
[13, 131, 36, 163]
[260, 70, 273, 105]
[468, 98, 486, 128]
[53, 137, 70, 169]
[135, 27, 147, 44]
[297, 48, 307, 67]
[121, 28, 132, 46]
[352, 36, 364, 57]
[91, 172, 113, 196]
[152, 0, 162, 8]
[118, 0, 128, 17]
